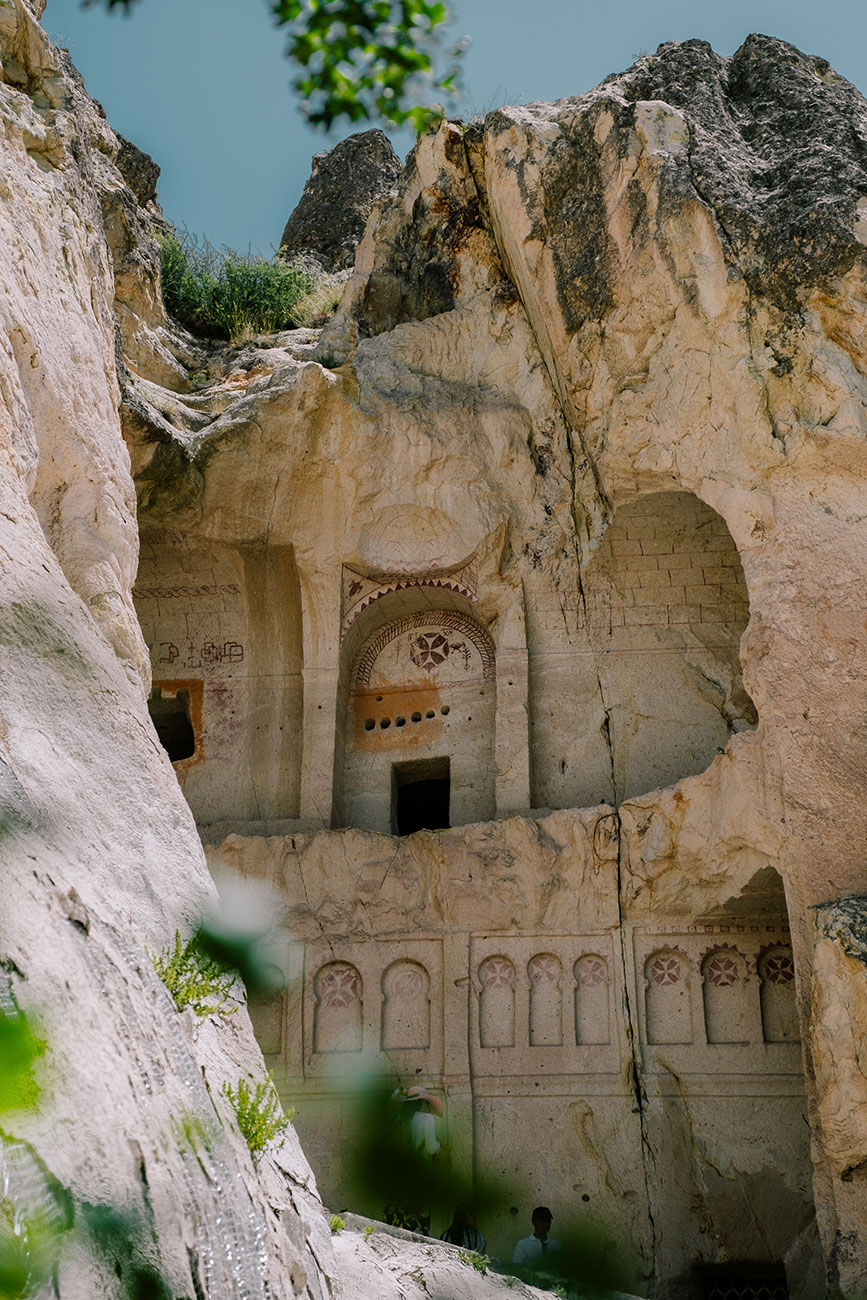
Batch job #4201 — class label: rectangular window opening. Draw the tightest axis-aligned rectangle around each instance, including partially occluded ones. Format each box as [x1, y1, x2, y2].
[392, 757, 450, 836]
[148, 686, 195, 763]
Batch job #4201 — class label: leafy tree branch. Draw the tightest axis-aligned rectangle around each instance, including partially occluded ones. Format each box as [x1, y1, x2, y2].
[88, 0, 467, 130]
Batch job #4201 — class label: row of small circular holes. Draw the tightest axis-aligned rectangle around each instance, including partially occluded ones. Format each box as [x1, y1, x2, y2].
[364, 706, 450, 731]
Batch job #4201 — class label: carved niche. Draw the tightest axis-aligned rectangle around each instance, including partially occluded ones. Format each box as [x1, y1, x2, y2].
[313, 962, 363, 1054]
[381, 960, 431, 1050]
[478, 956, 516, 1048]
[574, 955, 611, 1046]
[645, 950, 693, 1045]
[701, 948, 751, 1044]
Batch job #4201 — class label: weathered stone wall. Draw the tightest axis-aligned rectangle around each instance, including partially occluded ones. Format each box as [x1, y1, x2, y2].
[530, 489, 754, 808]
[8, 7, 867, 1297]
[211, 810, 815, 1297]
[138, 35, 867, 1297]
[0, 6, 335, 1297]
[136, 528, 305, 823]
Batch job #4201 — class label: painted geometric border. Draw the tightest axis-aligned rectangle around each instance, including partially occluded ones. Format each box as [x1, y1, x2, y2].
[353, 610, 496, 688]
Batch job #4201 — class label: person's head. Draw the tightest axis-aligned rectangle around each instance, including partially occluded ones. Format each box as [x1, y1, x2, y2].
[403, 1086, 444, 1117]
[531, 1206, 553, 1240]
[452, 1202, 476, 1230]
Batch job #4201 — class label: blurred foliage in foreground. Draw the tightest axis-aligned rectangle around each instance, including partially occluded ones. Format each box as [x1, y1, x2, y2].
[341, 1072, 638, 1297]
[0, 1003, 173, 1300]
[1, 896, 637, 1298]
[90, 0, 467, 132]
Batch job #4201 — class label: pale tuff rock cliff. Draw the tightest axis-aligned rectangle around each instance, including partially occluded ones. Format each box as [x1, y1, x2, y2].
[0, 3, 334, 1297]
[123, 32, 867, 1300]
[5, 5, 867, 1298]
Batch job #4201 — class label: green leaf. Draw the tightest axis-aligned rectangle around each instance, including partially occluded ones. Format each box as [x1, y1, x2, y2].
[0, 1010, 44, 1116]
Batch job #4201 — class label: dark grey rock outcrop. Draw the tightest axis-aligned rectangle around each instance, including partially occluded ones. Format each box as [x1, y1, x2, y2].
[278, 129, 402, 271]
[115, 133, 160, 206]
[587, 34, 867, 311]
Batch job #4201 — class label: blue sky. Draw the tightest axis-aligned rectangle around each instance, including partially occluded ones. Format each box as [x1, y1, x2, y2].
[46, 0, 867, 256]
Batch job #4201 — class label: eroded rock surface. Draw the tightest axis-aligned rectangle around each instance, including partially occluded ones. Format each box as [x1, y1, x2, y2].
[119, 32, 867, 1300]
[6, 9, 867, 1299]
[0, 5, 334, 1297]
[279, 128, 402, 272]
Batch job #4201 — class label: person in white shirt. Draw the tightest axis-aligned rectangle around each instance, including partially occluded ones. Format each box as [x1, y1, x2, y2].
[383, 1085, 444, 1235]
[408, 1094, 441, 1156]
[512, 1206, 562, 1266]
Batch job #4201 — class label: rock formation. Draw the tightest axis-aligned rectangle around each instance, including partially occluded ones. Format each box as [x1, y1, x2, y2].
[278, 128, 402, 272]
[4, 2, 867, 1297]
[0, 3, 333, 1297]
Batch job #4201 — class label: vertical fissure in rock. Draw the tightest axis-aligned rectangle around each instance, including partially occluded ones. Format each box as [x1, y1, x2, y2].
[474, 116, 662, 1268]
[577, 561, 659, 1274]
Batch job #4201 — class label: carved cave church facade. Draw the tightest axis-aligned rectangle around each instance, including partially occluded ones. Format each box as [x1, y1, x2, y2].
[136, 489, 816, 1298]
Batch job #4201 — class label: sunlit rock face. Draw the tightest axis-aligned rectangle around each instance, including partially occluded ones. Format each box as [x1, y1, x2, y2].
[0, 4, 333, 1297]
[124, 33, 867, 1298]
[6, 4, 867, 1296]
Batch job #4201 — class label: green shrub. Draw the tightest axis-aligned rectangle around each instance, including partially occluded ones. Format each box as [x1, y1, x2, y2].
[150, 931, 236, 1020]
[363, 1223, 377, 1240]
[329, 1214, 346, 1233]
[221, 1077, 292, 1161]
[0, 1006, 45, 1114]
[458, 1249, 488, 1274]
[158, 232, 317, 342]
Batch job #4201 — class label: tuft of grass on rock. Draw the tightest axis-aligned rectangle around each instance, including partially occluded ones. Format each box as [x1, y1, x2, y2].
[158, 232, 317, 343]
[458, 1249, 489, 1274]
[291, 274, 345, 328]
[221, 1076, 292, 1162]
[150, 931, 236, 1020]
[329, 1214, 346, 1233]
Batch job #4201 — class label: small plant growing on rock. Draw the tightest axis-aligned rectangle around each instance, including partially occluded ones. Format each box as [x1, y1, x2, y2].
[363, 1223, 377, 1241]
[458, 1249, 488, 1274]
[292, 275, 345, 328]
[329, 1214, 346, 1233]
[150, 931, 236, 1020]
[221, 1076, 292, 1161]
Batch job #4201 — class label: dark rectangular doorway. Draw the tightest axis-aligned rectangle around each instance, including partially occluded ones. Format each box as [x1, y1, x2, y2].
[700, 1264, 789, 1300]
[392, 757, 450, 835]
[148, 686, 195, 762]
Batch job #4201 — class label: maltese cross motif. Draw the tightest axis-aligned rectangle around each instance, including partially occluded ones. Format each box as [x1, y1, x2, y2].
[576, 957, 607, 986]
[410, 630, 451, 672]
[650, 955, 681, 986]
[320, 965, 359, 1008]
[707, 954, 739, 987]
[763, 951, 795, 985]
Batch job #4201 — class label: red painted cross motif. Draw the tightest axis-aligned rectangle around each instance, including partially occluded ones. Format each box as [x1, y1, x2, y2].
[707, 954, 739, 987]
[319, 965, 359, 1008]
[529, 955, 560, 985]
[763, 950, 795, 985]
[576, 957, 607, 986]
[480, 957, 515, 989]
[409, 630, 452, 671]
[650, 955, 682, 986]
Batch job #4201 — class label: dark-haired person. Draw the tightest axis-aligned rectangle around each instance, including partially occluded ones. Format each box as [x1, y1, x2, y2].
[440, 1203, 486, 1253]
[512, 1206, 562, 1265]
